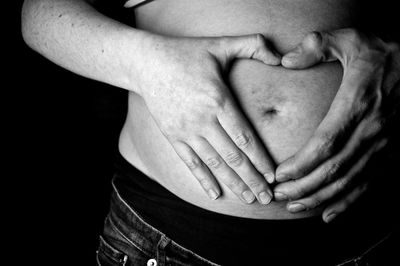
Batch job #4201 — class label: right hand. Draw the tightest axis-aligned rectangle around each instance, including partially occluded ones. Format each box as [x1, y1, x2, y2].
[134, 33, 280, 204]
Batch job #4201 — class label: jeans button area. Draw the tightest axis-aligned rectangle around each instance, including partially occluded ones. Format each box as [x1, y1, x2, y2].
[147, 258, 157, 266]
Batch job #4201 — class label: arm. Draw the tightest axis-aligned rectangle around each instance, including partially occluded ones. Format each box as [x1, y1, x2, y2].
[21, 0, 145, 92]
[22, 0, 280, 204]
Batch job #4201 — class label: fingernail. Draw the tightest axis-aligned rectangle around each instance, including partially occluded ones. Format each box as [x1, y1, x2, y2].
[283, 52, 298, 59]
[264, 173, 275, 184]
[274, 192, 288, 201]
[286, 47, 301, 57]
[208, 189, 219, 200]
[281, 52, 300, 66]
[276, 173, 288, 182]
[325, 212, 337, 223]
[282, 55, 291, 64]
[271, 51, 282, 65]
[242, 190, 256, 204]
[288, 202, 306, 212]
[259, 191, 272, 205]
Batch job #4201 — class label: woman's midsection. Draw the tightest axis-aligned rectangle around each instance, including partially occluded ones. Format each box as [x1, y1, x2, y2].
[119, 0, 356, 219]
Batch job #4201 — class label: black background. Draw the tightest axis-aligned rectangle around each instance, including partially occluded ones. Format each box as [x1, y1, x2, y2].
[13, 1, 128, 264]
[10, 1, 399, 265]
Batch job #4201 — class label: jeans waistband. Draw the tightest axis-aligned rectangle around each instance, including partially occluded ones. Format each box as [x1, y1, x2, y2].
[108, 178, 219, 266]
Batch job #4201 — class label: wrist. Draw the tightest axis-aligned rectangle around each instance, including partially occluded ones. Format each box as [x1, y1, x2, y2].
[103, 28, 154, 95]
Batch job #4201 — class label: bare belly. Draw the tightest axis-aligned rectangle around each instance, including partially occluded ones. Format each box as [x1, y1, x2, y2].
[119, 0, 356, 219]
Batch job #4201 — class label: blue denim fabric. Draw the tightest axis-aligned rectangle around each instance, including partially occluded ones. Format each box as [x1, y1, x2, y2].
[96, 178, 396, 266]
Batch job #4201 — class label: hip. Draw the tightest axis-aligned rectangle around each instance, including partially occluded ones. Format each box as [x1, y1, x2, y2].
[96, 174, 397, 265]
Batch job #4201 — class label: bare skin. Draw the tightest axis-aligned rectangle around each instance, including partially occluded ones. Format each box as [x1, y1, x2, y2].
[22, 0, 399, 221]
[122, 0, 399, 220]
[22, 0, 279, 207]
[275, 29, 400, 222]
[134, 34, 280, 204]
[121, 0, 348, 219]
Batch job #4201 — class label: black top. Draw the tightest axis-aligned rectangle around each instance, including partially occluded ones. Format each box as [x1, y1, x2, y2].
[112, 151, 396, 265]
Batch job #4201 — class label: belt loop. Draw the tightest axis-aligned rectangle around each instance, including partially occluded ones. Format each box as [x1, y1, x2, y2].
[156, 235, 171, 266]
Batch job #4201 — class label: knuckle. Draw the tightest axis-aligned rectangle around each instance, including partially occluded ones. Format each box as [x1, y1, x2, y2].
[356, 49, 387, 69]
[203, 88, 226, 110]
[343, 28, 363, 45]
[341, 198, 351, 210]
[199, 178, 211, 189]
[305, 31, 324, 50]
[373, 117, 386, 132]
[254, 33, 265, 47]
[251, 34, 268, 58]
[234, 132, 253, 149]
[314, 131, 336, 156]
[335, 178, 349, 191]
[224, 151, 244, 167]
[176, 116, 192, 131]
[365, 118, 385, 138]
[256, 162, 273, 175]
[290, 163, 303, 177]
[322, 162, 341, 183]
[284, 156, 306, 177]
[359, 182, 369, 193]
[376, 138, 389, 151]
[209, 38, 230, 58]
[310, 197, 323, 208]
[217, 37, 233, 54]
[160, 125, 176, 139]
[341, 99, 367, 122]
[246, 179, 264, 190]
[225, 178, 243, 190]
[216, 36, 229, 47]
[291, 184, 306, 198]
[183, 157, 201, 170]
[206, 157, 223, 169]
[208, 37, 223, 53]
[355, 98, 370, 114]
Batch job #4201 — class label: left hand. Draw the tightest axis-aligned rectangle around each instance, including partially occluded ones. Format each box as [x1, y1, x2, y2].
[273, 28, 400, 222]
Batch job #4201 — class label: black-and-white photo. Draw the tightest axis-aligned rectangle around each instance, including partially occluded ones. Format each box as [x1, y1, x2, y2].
[18, 0, 399, 265]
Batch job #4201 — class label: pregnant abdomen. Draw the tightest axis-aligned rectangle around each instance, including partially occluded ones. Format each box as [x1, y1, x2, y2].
[229, 60, 342, 163]
[119, 0, 354, 219]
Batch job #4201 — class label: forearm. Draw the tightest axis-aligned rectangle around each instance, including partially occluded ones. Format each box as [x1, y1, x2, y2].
[21, 0, 147, 93]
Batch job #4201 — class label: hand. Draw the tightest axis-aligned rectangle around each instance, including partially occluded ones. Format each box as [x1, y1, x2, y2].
[273, 29, 400, 221]
[135, 33, 281, 204]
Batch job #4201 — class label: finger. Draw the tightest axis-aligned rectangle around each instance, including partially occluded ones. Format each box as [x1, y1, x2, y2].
[322, 182, 369, 223]
[275, 59, 379, 182]
[285, 138, 387, 213]
[281, 31, 337, 68]
[275, 102, 352, 182]
[225, 34, 282, 65]
[189, 137, 257, 204]
[172, 141, 221, 200]
[206, 125, 273, 204]
[281, 29, 387, 70]
[274, 116, 386, 200]
[217, 100, 276, 183]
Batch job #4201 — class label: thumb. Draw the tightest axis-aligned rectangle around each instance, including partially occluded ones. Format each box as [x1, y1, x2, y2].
[281, 31, 337, 69]
[225, 34, 281, 65]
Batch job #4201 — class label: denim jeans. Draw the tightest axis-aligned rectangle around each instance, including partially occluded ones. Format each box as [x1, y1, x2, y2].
[96, 179, 396, 266]
[96, 185, 218, 266]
